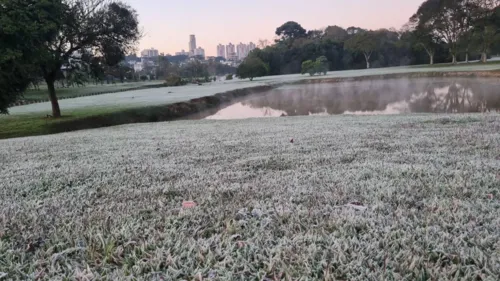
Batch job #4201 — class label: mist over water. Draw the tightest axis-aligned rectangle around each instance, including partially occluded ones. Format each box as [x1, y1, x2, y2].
[206, 78, 500, 119]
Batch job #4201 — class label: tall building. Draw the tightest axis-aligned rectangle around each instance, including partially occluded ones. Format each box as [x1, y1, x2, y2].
[189, 35, 197, 56]
[226, 43, 236, 60]
[141, 48, 159, 58]
[217, 44, 226, 58]
[237, 43, 249, 60]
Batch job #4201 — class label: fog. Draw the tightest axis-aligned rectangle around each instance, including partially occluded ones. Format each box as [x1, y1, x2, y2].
[206, 78, 500, 119]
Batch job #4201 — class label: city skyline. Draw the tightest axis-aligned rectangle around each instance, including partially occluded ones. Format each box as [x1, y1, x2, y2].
[125, 0, 424, 56]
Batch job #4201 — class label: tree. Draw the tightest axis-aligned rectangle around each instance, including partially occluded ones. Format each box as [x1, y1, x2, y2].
[301, 56, 330, 76]
[301, 60, 316, 76]
[237, 57, 269, 81]
[324, 26, 348, 42]
[406, 20, 442, 65]
[345, 31, 378, 69]
[471, 0, 500, 62]
[412, 0, 471, 64]
[0, 0, 59, 113]
[276, 21, 307, 40]
[34, 0, 140, 117]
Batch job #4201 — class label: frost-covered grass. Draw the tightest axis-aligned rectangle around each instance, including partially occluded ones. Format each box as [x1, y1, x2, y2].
[1, 114, 499, 280]
[8, 63, 500, 115]
[23, 81, 164, 102]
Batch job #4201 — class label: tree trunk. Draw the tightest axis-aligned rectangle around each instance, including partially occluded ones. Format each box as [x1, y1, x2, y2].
[465, 51, 469, 63]
[430, 55, 434, 65]
[364, 53, 371, 69]
[481, 52, 487, 63]
[45, 77, 61, 118]
[452, 55, 457, 64]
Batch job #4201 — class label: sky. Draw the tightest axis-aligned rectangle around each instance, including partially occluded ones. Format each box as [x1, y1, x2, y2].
[125, 0, 425, 57]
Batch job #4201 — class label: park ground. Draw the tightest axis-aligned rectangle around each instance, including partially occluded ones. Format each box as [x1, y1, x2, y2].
[0, 114, 498, 280]
[2, 62, 500, 139]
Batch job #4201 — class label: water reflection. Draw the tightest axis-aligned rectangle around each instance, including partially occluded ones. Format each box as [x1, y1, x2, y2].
[205, 78, 500, 119]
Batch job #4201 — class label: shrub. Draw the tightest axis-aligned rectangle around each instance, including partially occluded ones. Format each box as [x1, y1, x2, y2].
[165, 74, 182, 86]
[226, 74, 233, 80]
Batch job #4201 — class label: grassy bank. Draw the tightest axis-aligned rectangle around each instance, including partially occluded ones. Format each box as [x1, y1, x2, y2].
[0, 114, 498, 280]
[21, 81, 165, 103]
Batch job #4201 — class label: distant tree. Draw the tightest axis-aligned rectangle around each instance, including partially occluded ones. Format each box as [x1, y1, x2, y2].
[226, 74, 233, 80]
[345, 31, 378, 69]
[307, 30, 324, 39]
[301, 60, 316, 76]
[258, 39, 271, 48]
[316, 56, 329, 74]
[412, 0, 471, 64]
[406, 20, 442, 65]
[471, 0, 500, 62]
[346, 26, 366, 35]
[214, 56, 226, 62]
[324, 26, 349, 42]
[276, 21, 307, 40]
[237, 57, 269, 81]
[301, 56, 329, 76]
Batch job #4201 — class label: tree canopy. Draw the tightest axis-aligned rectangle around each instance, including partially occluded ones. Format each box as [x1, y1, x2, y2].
[237, 57, 269, 81]
[276, 21, 307, 40]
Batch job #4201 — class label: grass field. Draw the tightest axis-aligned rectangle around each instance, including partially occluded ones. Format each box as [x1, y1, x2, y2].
[0, 114, 498, 280]
[22, 81, 164, 102]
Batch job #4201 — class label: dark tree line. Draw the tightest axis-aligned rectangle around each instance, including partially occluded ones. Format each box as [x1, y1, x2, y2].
[242, 0, 500, 77]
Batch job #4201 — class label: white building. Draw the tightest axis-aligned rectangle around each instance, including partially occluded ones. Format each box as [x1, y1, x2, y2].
[217, 44, 226, 58]
[141, 48, 159, 58]
[226, 43, 236, 60]
[194, 47, 205, 57]
[175, 49, 190, 56]
[237, 43, 248, 60]
[189, 35, 197, 56]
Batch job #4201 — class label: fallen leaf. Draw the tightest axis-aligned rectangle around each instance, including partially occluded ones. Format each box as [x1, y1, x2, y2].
[290, 138, 294, 144]
[346, 203, 367, 211]
[182, 201, 197, 208]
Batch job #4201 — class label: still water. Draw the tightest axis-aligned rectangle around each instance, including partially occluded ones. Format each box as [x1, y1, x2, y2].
[206, 78, 500, 119]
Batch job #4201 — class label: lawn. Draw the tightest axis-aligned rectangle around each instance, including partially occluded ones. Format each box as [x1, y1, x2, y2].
[22, 81, 164, 102]
[0, 114, 499, 280]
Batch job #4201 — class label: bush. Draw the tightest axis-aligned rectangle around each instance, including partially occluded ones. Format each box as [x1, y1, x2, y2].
[140, 75, 148, 81]
[236, 57, 269, 81]
[226, 74, 233, 80]
[165, 74, 182, 86]
[301, 56, 329, 76]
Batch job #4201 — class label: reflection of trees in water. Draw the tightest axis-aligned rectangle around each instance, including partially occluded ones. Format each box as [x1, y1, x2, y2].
[243, 78, 500, 115]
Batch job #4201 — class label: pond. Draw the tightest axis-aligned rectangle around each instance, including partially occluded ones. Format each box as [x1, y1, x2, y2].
[204, 78, 500, 120]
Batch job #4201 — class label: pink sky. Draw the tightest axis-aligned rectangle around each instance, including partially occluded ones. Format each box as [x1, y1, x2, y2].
[125, 0, 424, 56]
